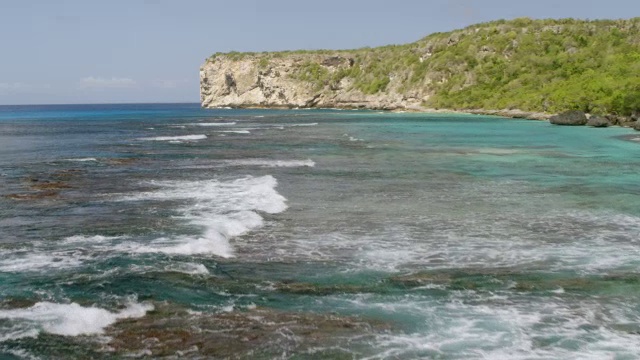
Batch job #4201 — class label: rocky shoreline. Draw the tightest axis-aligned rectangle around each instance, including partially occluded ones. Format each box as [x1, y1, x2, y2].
[206, 102, 640, 130]
[400, 107, 553, 121]
[446, 108, 640, 129]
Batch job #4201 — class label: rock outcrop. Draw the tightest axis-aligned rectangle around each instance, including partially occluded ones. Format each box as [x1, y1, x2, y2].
[549, 111, 588, 126]
[587, 116, 611, 127]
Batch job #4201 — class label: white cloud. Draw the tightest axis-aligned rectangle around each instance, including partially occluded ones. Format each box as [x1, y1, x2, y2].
[78, 76, 136, 89]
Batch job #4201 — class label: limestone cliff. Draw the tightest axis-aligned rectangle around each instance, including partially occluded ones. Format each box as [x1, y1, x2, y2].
[200, 53, 424, 110]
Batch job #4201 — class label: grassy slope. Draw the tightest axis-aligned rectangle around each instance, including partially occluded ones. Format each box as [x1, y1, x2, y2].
[207, 17, 640, 116]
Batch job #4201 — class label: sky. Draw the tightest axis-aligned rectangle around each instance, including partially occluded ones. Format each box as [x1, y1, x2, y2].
[1, 0, 639, 105]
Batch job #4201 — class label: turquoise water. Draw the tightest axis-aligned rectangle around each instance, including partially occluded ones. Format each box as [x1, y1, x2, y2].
[1, 104, 640, 359]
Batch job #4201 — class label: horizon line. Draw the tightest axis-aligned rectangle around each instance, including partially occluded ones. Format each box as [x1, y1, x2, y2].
[0, 101, 201, 107]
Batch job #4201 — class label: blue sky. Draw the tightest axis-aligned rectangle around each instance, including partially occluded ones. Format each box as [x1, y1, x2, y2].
[1, 0, 638, 105]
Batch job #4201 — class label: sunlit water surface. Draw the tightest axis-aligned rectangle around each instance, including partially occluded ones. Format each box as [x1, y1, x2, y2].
[1, 103, 639, 359]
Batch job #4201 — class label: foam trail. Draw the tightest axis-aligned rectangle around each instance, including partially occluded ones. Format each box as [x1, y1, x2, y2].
[223, 159, 315, 168]
[64, 158, 97, 162]
[62, 235, 122, 244]
[0, 301, 153, 338]
[137, 134, 207, 141]
[187, 122, 237, 126]
[0, 252, 88, 272]
[273, 123, 318, 127]
[217, 130, 250, 134]
[0, 235, 127, 273]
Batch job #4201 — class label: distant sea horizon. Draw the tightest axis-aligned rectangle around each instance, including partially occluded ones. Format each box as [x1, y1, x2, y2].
[0, 101, 201, 107]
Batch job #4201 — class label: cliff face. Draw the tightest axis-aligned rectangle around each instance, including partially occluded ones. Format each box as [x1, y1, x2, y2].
[200, 54, 424, 110]
[200, 17, 640, 117]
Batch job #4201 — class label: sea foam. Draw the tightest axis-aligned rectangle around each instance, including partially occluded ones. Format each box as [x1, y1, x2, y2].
[64, 158, 98, 162]
[187, 122, 237, 126]
[118, 175, 287, 257]
[0, 251, 89, 272]
[272, 122, 318, 127]
[0, 301, 153, 338]
[137, 134, 207, 141]
[223, 159, 315, 168]
[217, 130, 250, 134]
[339, 292, 640, 360]
[165, 262, 210, 275]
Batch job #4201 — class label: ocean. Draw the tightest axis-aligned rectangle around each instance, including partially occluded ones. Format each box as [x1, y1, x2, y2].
[0, 103, 639, 359]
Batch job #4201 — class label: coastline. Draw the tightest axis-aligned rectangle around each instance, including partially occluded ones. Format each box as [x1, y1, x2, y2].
[204, 103, 640, 129]
[394, 106, 553, 121]
[203, 103, 553, 120]
[399, 107, 639, 128]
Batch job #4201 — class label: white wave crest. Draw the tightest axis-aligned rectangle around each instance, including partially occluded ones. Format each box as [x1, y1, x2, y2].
[64, 158, 98, 162]
[0, 301, 153, 338]
[137, 134, 207, 141]
[217, 130, 250, 134]
[187, 122, 237, 126]
[118, 175, 287, 257]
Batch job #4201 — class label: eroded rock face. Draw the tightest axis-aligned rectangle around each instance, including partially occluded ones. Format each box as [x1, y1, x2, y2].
[549, 110, 588, 125]
[199, 54, 424, 110]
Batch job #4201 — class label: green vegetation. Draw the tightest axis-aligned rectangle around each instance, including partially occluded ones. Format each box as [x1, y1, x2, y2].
[257, 58, 269, 68]
[292, 62, 330, 90]
[424, 18, 640, 115]
[207, 18, 640, 115]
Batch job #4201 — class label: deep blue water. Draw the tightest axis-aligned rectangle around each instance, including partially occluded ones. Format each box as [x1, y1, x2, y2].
[1, 103, 640, 359]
